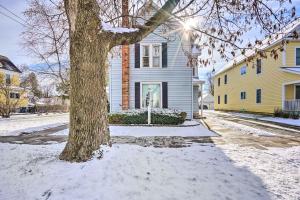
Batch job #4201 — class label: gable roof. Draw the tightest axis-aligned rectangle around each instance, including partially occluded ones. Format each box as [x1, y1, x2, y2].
[0, 55, 22, 73]
[215, 18, 300, 76]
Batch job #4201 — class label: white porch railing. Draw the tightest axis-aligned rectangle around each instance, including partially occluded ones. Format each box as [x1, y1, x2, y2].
[284, 99, 300, 111]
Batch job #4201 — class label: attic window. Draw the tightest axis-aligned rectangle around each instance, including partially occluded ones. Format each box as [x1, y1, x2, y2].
[0, 62, 3, 68]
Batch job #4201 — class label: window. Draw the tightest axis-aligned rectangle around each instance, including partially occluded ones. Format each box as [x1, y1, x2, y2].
[224, 94, 228, 104]
[240, 91, 246, 100]
[142, 45, 150, 67]
[152, 45, 161, 68]
[5, 74, 11, 85]
[240, 66, 247, 75]
[10, 92, 20, 99]
[296, 48, 300, 66]
[141, 44, 161, 68]
[296, 85, 300, 99]
[256, 59, 262, 74]
[256, 89, 262, 103]
[224, 74, 228, 84]
[141, 83, 161, 108]
[218, 78, 221, 86]
[218, 96, 220, 104]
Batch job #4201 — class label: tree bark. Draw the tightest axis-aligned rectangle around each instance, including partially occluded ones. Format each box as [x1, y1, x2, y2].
[59, 0, 110, 162]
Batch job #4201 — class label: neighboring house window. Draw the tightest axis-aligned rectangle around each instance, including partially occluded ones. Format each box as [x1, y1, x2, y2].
[141, 83, 161, 108]
[296, 48, 300, 65]
[224, 74, 228, 84]
[10, 92, 20, 99]
[141, 44, 161, 68]
[218, 78, 221, 86]
[240, 91, 246, 100]
[224, 94, 228, 104]
[218, 96, 220, 104]
[240, 66, 247, 75]
[5, 74, 11, 85]
[142, 45, 150, 67]
[256, 89, 262, 103]
[256, 59, 262, 74]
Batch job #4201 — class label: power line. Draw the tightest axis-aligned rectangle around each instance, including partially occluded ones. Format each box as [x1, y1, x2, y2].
[0, 10, 28, 27]
[0, 4, 28, 24]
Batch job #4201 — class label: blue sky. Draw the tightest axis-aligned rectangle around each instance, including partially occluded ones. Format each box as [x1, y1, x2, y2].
[1, 0, 300, 89]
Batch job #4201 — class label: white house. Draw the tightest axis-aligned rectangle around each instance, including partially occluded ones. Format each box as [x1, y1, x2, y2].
[108, 2, 204, 119]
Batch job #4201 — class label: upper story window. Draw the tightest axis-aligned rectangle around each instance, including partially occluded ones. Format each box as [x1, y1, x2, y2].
[296, 48, 300, 66]
[10, 92, 20, 99]
[224, 74, 228, 84]
[5, 74, 11, 85]
[141, 44, 161, 68]
[218, 77, 221, 86]
[240, 66, 247, 75]
[256, 59, 262, 74]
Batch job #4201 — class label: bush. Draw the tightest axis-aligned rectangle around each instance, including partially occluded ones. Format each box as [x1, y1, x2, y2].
[109, 109, 187, 125]
[274, 108, 283, 117]
[36, 104, 68, 113]
[289, 112, 300, 119]
[282, 112, 290, 118]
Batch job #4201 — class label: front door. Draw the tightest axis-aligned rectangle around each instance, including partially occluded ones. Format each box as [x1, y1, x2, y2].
[296, 85, 300, 99]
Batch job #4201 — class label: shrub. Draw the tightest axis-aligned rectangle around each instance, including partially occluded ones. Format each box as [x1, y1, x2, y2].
[282, 112, 290, 118]
[36, 104, 68, 113]
[289, 112, 300, 119]
[109, 109, 187, 125]
[274, 108, 283, 117]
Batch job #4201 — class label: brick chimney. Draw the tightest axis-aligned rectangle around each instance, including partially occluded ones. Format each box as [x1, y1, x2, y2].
[122, 0, 129, 110]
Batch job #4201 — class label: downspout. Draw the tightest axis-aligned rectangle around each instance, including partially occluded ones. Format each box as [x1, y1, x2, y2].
[191, 69, 193, 120]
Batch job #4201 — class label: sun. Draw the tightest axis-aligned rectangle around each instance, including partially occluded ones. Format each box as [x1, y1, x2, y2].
[182, 18, 197, 31]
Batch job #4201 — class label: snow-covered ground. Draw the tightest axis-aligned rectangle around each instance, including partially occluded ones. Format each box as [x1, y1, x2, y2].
[207, 110, 300, 127]
[0, 142, 299, 200]
[0, 113, 69, 136]
[53, 125, 216, 137]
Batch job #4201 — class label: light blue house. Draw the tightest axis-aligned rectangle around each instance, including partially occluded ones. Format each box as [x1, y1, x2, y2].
[108, 2, 204, 119]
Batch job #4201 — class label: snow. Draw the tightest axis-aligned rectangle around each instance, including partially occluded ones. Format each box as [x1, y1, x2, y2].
[0, 113, 69, 136]
[52, 123, 216, 137]
[101, 22, 138, 33]
[0, 142, 299, 200]
[259, 117, 300, 127]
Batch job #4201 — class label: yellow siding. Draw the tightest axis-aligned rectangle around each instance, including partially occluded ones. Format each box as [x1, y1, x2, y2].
[285, 84, 294, 100]
[214, 41, 300, 114]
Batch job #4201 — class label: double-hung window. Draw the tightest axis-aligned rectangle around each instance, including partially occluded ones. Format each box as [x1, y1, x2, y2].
[224, 74, 228, 84]
[240, 91, 246, 100]
[5, 74, 11, 85]
[141, 44, 161, 68]
[256, 59, 262, 74]
[296, 48, 300, 66]
[256, 89, 262, 103]
[224, 94, 228, 104]
[141, 83, 161, 108]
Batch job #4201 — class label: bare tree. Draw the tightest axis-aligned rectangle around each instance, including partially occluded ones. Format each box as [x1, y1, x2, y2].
[0, 74, 26, 118]
[206, 71, 214, 96]
[21, 0, 70, 96]
[22, 0, 296, 161]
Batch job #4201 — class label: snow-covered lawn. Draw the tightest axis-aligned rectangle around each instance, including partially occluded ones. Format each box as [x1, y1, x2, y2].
[0, 142, 299, 200]
[207, 110, 300, 127]
[0, 113, 69, 136]
[259, 117, 300, 127]
[53, 125, 216, 137]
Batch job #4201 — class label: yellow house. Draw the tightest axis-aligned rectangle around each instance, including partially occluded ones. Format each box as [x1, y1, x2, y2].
[214, 19, 300, 114]
[0, 55, 28, 112]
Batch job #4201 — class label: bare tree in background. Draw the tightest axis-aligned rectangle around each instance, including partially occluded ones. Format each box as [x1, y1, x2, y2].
[22, 0, 296, 162]
[206, 71, 214, 96]
[21, 0, 69, 96]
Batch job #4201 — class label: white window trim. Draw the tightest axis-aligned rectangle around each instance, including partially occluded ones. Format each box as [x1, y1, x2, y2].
[140, 82, 162, 108]
[295, 47, 300, 66]
[140, 43, 162, 68]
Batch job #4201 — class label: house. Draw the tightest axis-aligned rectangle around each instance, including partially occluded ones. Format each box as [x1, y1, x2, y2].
[214, 18, 300, 114]
[0, 55, 28, 113]
[108, 2, 204, 119]
[199, 93, 214, 110]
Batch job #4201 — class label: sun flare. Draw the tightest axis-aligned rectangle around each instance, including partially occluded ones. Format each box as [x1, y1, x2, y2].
[182, 18, 197, 31]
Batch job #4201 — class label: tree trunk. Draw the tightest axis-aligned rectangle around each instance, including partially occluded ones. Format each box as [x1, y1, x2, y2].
[60, 1, 110, 162]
